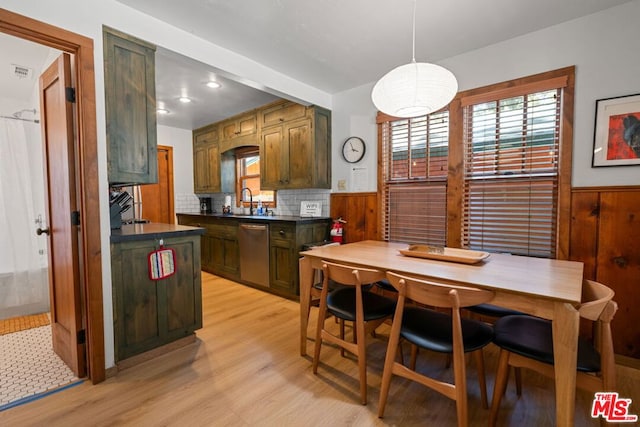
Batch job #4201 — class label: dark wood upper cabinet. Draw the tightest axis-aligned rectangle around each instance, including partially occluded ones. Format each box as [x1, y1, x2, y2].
[103, 27, 158, 185]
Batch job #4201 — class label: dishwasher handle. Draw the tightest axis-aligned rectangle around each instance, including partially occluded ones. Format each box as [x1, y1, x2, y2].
[239, 223, 268, 231]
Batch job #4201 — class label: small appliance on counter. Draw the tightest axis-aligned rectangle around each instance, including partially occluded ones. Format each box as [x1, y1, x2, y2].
[199, 197, 213, 214]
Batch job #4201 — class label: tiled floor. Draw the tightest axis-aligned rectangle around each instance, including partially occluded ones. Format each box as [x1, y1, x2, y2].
[0, 325, 80, 409]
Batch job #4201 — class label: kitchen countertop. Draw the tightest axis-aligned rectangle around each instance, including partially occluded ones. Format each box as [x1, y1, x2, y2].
[176, 212, 332, 224]
[110, 222, 206, 243]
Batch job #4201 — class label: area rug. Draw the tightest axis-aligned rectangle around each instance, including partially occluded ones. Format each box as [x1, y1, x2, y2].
[0, 313, 50, 336]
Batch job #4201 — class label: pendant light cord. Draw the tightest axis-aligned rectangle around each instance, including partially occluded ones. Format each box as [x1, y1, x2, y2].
[411, 0, 417, 63]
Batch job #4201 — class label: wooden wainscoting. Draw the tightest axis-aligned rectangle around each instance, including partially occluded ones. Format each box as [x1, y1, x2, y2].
[330, 192, 379, 243]
[570, 186, 640, 360]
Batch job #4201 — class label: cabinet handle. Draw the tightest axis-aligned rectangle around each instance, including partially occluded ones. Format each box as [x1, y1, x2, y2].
[279, 230, 285, 236]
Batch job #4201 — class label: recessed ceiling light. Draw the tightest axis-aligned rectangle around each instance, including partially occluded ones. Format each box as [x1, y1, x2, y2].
[206, 81, 221, 89]
[179, 97, 192, 103]
[157, 108, 170, 115]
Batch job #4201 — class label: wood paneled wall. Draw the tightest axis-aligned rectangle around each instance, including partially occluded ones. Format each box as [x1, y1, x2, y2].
[329, 192, 378, 243]
[333, 187, 640, 360]
[570, 186, 640, 359]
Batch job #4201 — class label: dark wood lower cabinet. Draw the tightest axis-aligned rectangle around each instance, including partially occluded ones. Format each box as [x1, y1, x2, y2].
[177, 214, 329, 298]
[111, 233, 202, 361]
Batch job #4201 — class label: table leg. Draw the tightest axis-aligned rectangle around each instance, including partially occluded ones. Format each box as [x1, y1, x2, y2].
[552, 301, 580, 427]
[299, 256, 313, 356]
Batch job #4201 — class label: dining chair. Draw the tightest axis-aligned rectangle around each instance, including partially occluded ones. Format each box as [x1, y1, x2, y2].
[378, 272, 495, 426]
[465, 303, 525, 395]
[312, 261, 396, 405]
[488, 279, 618, 426]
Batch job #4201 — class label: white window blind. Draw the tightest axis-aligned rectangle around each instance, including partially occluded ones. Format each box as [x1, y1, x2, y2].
[462, 89, 561, 257]
[381, 112, 449, 245]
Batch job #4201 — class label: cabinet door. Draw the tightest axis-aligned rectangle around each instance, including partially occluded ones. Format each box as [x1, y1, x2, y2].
[111, 235, 202, 361]
[270, 225, 296, 294]
[285, 118, 313, 188]
[221, 113, 257, 141]
[104, 28, 157, 185]
[261, 126, 285, 189]
[193, 142, 220, 193]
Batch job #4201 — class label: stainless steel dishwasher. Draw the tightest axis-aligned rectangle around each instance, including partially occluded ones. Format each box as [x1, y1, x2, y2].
[238, 223, 270, 287]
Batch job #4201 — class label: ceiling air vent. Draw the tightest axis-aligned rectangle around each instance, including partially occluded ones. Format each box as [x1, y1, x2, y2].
[10, 64, 33, 80]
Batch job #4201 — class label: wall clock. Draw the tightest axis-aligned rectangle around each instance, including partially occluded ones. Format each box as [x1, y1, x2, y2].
[341, 136, 366, 163]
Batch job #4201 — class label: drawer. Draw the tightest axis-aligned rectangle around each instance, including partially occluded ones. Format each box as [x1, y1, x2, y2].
[260, 101, 307, 127]
[270, 224, 295, 241]
[194, 129, 218, 145]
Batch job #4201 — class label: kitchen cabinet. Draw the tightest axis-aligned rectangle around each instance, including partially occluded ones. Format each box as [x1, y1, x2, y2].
[193, 126, 220, 193]
[259, 100, 307, 128]
[193, 125, 236, 194]
[110, 225, 203, 362]
[177, 214, 329, 298]
[261, 105, 331, 190]
[176, 215, 239, 279]
[220, 111, 257, 143]
[269, 221, 330, 295]
[103, 27, 157, 185]
[208, 221, 240, 279]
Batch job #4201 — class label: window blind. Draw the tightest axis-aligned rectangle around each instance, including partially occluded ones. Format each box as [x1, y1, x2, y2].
[462, 89, 561, 257]
[381, 112, 449, 245]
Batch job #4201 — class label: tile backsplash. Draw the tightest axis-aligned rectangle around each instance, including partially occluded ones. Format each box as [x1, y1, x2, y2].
[176, 189, 331, 217]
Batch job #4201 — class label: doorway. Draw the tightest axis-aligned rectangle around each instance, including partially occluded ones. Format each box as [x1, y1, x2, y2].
[0, 9, 104, 383]
[139, 145, 175, 223]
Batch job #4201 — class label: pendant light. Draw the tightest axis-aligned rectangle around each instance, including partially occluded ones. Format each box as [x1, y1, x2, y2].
[371, 0, 458, 118]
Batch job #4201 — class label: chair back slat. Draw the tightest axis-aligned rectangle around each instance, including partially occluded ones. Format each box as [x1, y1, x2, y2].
[322, 261, 385, 287]
[386, 272, 494, 309]
[579, 280, 615, 321]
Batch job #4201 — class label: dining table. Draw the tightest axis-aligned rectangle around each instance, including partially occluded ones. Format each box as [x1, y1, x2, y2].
[298, 240, 584, 427]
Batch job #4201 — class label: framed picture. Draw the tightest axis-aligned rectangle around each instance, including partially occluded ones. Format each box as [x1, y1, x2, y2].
[592, 93, 640, 167]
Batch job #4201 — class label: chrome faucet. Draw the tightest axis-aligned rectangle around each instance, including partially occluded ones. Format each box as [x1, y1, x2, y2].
[241, 187, 254, 215]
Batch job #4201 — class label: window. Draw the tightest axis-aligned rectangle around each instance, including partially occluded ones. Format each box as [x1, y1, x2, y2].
[462, 90, 561, 257]
[235, 147, 275, 208]
[378, 67, 574, 259]
[380, 112, 449, 246]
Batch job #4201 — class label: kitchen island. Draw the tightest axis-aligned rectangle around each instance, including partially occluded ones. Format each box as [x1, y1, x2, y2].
[177, 213, 330, 298]
[111, 223, 205, 363]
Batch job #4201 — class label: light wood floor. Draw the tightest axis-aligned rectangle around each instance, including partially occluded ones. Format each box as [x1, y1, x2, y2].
[4, 273, 639, 426]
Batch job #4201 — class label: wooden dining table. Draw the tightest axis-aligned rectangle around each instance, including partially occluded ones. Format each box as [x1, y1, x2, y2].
[298, 240, 584, 427]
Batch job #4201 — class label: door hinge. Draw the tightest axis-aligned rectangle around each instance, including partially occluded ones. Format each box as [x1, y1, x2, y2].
[77, 329, 86, 344]
[71, 210, 81, 226]
[65, 87, 76, 103]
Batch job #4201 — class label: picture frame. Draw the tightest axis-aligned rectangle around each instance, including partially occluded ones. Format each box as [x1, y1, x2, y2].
[592, 93, 640, 167]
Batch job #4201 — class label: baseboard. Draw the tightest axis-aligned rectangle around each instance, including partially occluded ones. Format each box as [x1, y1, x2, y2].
[115, 334, 197, 372]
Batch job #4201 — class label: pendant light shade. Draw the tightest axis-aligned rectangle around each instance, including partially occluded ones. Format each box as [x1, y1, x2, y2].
[371, 61, 458, 117]
[371, 0, 458, 118]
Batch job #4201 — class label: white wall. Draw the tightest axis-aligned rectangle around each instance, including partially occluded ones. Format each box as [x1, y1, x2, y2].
[157, 125, 193, 196]
[331, 0, 640, 191]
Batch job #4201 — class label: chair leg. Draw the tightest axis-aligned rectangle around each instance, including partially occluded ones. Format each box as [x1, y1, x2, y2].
[489, 349, 511, 427]
[473, 349, 489, 409]
[378, 326, 401, 417]
[410, 343, 418, 370]
[356, 316, 368, 405]
[340, 319, 346, 357]
[514, 367, 522, 397]
[312, 298, 329, 374]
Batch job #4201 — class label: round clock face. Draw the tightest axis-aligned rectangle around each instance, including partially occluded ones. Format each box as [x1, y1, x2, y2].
[342, 136, 366, 163]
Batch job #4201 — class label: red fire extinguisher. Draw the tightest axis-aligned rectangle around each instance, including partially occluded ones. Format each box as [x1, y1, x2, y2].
[330, 217, 346, 244]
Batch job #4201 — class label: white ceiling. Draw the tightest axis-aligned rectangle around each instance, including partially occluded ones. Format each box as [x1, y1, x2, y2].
[2, 1, 632, 130]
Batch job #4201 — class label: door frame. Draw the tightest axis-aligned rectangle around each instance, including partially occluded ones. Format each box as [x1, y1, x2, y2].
[0, 9, 105, 383]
